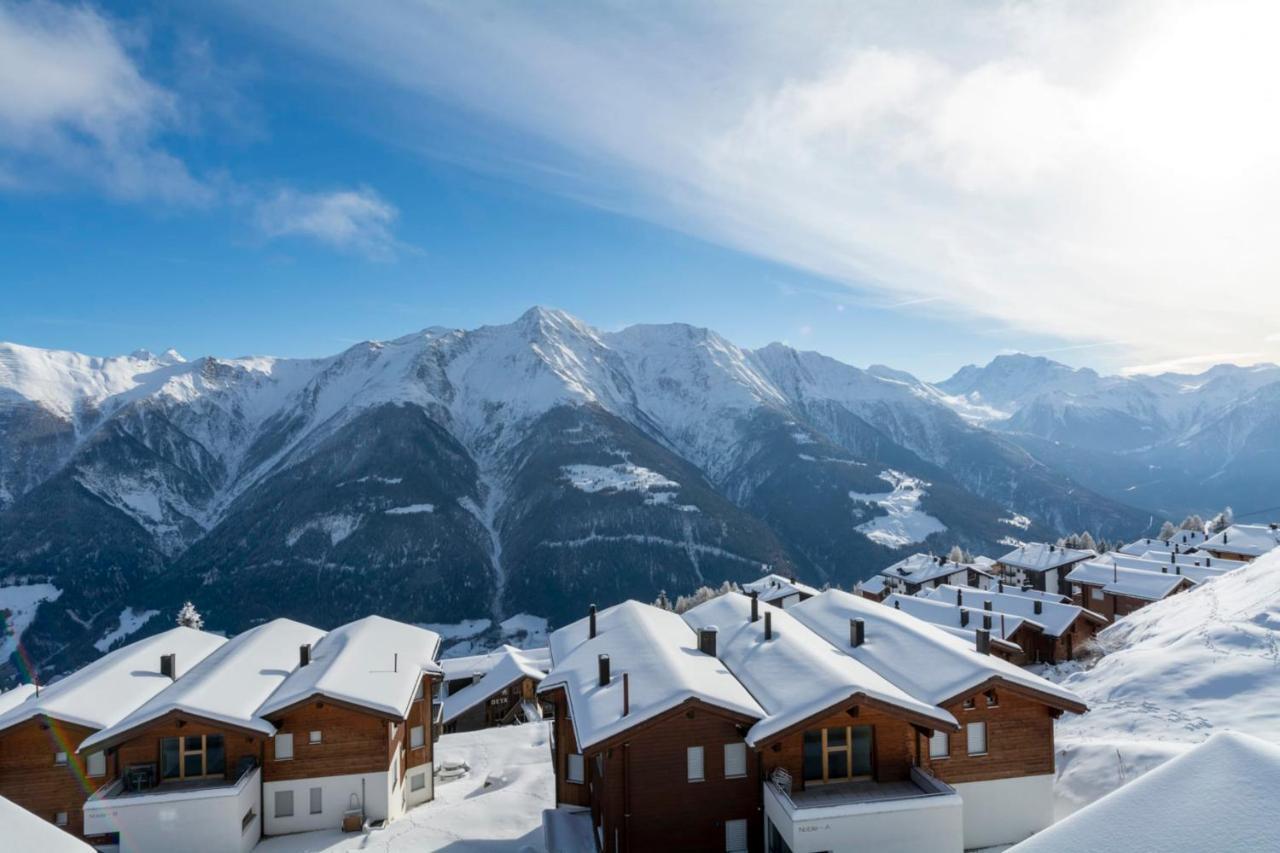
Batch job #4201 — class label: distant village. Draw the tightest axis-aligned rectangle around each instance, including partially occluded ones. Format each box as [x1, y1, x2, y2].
[3, 518, 1279, 853]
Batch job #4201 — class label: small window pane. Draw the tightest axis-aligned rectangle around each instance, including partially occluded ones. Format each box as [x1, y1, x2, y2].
[410, 725, 425, 749]
[687, 746, 705, 782]
[929, 731, 950, 759]
[87, 751, 107, 777]
[309, 787, 322, 815]
[851, 725, 873, 776]
[275, 790, 294, 818]
[161, 738, 181, 778]
[184, 735, 203, 752]
[566, 753, 585, 784]
[275, 733, 294, 760]
[725, 818, 748, 852]
[54, 812, 68, 826]
[54, 751, 68, 766]
[802, 731, 823, 781]
[967, 722, 988, 756]
[184, 750, 203, 778]
[411, 773, 426, 791]
[207, 735, 225, 775]
[309, 730, 322, 744]
[723, 742, 747, 778]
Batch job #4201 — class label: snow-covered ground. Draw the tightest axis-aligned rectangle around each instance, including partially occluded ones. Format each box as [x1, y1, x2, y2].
[1046, 551, 1280, 816]
[431, 614, 549, 658]
[254, 723, 553, 853]
[849, 470, 947, 547]
[93, 607, 159, 652]
[561, 462, 678, 494]
[0, 583, 61, 660]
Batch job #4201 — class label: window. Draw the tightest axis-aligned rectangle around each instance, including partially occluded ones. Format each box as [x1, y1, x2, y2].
[687, 746, 705, 782]
[801, 726, 872, 783]
[962, 698, 976, 711]
[566, 753, 584, 784]
[54, 751, 68, 766]
[411, 772, 426, 792]
[928, 730, 950, 759]
[967, 722, 988, 756]
[410, 725, 425, 749]
[275, 732, 294, 761]
[723, 742, 747, 778]
[1091, 587, 1105, 601]
[309, 730, 322, 745]
[274, 790, 294, 818]
[86, 751, 106, 777]
[160, 735, 224, 780]
[415, 680, 424, 701]
[985, 690, 998, 708]
[54, 812, 68, 826]
[309, 787, 322, 815]
[241, 808, 256, 832]
[725, 818, 748, 852]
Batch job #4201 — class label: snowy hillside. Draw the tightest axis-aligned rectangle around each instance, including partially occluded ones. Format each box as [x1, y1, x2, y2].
[1048, 549, 1280, 815]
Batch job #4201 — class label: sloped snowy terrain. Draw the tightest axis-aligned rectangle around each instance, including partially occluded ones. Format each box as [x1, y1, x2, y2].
[1047, 550, 1280, 815]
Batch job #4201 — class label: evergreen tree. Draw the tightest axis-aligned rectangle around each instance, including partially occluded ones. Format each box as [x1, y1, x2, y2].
[673, 580, 741, 613]
[175, 601, 204, 630]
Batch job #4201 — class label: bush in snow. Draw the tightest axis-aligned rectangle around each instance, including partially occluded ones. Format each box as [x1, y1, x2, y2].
[1157, 521, 1178, 541]
[175, 601, 204, 630]
[947, 545, 975, 563]
[1180, 514, 1206, 533]
[672, 581, 741, 614]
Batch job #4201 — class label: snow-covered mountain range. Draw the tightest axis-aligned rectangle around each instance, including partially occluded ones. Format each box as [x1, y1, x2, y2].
[0, 308, 1168, 681]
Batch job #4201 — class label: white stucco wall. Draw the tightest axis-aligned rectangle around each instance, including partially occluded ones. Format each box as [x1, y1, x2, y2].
[83, 767, 260, 853]
[263, 771, 390, 836]
[763, 782, 963, 853]
[953, 774, 1055, 849]
[404, 760, 434, 809]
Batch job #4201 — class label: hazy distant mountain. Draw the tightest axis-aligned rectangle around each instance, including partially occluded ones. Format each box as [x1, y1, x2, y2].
[0, 309, 1157, 682]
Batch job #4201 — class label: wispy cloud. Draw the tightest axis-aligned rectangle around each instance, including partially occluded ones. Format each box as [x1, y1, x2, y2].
[254, 186, 404, 260]
[1120, 352, 1266, 376]
[221, 0, 1280, 369]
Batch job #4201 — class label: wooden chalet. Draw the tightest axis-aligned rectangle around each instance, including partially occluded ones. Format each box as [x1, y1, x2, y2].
[1199, 523, 1280, 563]
[920, 585, 1109, 664]
[995, 543, 1096, 597]
[1065, 559, 1195, 619]
[440, 646, 549, 734]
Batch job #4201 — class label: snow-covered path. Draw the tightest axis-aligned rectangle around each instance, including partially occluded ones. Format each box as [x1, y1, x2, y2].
[253, 723, 554, 853]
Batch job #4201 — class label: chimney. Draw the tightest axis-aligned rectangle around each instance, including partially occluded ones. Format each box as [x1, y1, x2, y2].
[976, 629, 990, 655]
[622, 672, 630, 716]
[983, 601, 993, 611]
[1207, 557, 1212, 567]
[750, 592, 759, 623]
[960, 609, 970, 627]
[1034, 600, 1043, 615]
[160, 653, 176, 680]
[983, 613, 992, 631]
[851, 618, 865, 648]
[1050, 544, 1056, 552]
[893, 599, 900, 610]
[956, 589, 963, 606]
[698, 627, 718, 657]
[764, 612, 773, 641]
[998, 580, 1004, 593]
[299, 644, 311, 667]
[589, 604, 597, 639]
[598, 654, 611, 687]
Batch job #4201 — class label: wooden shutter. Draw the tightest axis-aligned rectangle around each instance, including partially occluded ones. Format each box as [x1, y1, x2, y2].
[687, 746, 705, 781]
[723, 742, 747, 778]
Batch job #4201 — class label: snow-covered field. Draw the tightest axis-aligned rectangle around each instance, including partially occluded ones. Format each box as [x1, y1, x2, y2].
[254, 723, 553, 853]
[849, 470, 947, 547]
[0, 583, 61, 659]
[94, 607, 159, 652]
[1046, 551, 1280, 816]
[561, 462, 678, 494]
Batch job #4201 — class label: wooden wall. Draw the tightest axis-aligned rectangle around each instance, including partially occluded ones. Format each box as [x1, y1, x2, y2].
[920, 689, 1054, 784]
[113, 711, 263, 784]
[761, 704, 915, 792]
[0, 718, 100, 838]
[545, 689, 589, 808]
[263, 701, 390, 782]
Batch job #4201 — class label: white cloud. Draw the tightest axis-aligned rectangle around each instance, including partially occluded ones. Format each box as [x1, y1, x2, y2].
[1121, 352, 1265, 376]
[254, 186, 402, 260]
[0, 0, 207, 202]
[222, 0, 1280, 369]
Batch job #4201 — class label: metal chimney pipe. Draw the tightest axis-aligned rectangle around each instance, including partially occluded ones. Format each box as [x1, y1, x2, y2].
[976, 629, 990, 655]
[764, 612, 772, 641]
[589, 604, 598, 639]
[699, 627, 718, 657]
[983, 613, 992, 631]
[750, 592, 759, 623]
[1034, 600, 1042, 615]
[622, 672, 630, 716]
[598, 653, 611, 686]
[851, 618, 865, 648]
[160, 654, 176, 680]
[960, 609, 969, 627]
[299, 644, 311, 667]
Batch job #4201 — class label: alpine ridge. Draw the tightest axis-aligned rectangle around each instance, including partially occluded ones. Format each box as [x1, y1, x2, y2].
[1, 308, 1158, 683]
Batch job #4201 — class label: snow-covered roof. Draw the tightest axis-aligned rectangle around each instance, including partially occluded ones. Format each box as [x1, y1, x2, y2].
[789, 589, 1085, 711]
[856, 575, 889, 596]
[987, 583, 1071, 604]
[539, 601, 764, 750]
[441, 646, 549, 724]
[258, 615, 442, 720]
[742, 573, 819, 602]
[1200, 524, 1280, 558]
[0, 683, 36, 716]
[0, 627, 226, 737]
[441, 646, 551, 683]
[1138, 551, 1247, 571]
[1066, 559, 1192, 601]
[919, 585, 1106, 637]
[80, 619, 325, 751]
[683, 594, 955, 745]
[1006, 732, 1280, 853]
[883, 594, 1037, 643]
[997, 542, 1096, 572]
[1124, 553, 1231, 585]
[2, 794, 96, 852]
[878, 553, 984, 586]
[1118, 531, 1207, 556]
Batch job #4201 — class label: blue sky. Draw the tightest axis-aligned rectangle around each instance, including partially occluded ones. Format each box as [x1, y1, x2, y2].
[4, 1, 1279, 380]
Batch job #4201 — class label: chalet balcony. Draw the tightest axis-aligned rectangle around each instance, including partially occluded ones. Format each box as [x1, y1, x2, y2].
[763, 766, 964, 853]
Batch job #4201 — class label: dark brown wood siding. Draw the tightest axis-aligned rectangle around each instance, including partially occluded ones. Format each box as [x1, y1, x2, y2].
[920, 689, 1054, 784]
[113, 712, 264, 786]
[761, 704, 916, 792]
[263, 701, 392, 782]
[0, 718, 101, 838]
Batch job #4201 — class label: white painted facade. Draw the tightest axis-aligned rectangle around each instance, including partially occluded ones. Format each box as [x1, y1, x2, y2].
[83, 766, 261, 853]
[762, 777, 964, 853]
[404, 759, 435, 809]
[263, 770, 389, 836]
[953, 774, 1054, 849]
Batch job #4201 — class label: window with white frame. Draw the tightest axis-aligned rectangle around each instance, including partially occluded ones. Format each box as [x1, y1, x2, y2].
[687, 746, 705, 782]
[54, 751, 67, 766]
[54, 812, 68, 826]
[725, 818, 748, 852]
[275, 732, 294, 760]
[309, 730, 322, 745]
[86, 751, 106, 777]
[566, 753, 585, 784]
[275, 790, 294, 818]
[411, 772, 426, 792]
[410, 725, 425, 749]
[723, 742, 747, 778]
[929, 730, 950, 759]
[967, 722, 988, 756]
[309, 787, 322, 815]
[1092, 587, 1105, 601]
